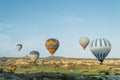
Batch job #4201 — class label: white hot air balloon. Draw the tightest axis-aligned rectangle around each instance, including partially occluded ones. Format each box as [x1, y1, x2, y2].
[90, 38, 111, 64]
[29, 51, 40, 63]
[16, 44, 22, 51]
[79, 37, 89, 50]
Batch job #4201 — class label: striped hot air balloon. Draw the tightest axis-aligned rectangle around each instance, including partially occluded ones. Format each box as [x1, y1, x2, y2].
[16, 44, 22, 51]
[45, 38, 59, 56]
[29, 51, 40, 63]
[79, 37, 89, 50]
[90, 38, 111, 64]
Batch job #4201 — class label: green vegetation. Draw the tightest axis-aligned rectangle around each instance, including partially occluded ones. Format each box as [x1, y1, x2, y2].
[0, 58, 120, 75]
[0, 58, 120, 79]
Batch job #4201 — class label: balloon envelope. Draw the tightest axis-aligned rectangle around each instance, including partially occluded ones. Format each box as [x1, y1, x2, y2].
[16, 44, 22, 51]
[29, 51, 40, 63]
[10, 65, 17, 73]
[45, 38, 59, 56]
[90, 38, 111, 64]
[79, 37, 89, 50]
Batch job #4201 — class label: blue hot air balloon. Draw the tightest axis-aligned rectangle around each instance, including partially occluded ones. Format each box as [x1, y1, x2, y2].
[90, 38, 111, 64]
[16, 44, 22, 51]
[29, 51, 40, 63]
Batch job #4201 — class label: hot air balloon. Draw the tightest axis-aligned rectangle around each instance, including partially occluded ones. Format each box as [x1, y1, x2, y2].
[45, 38, 59, 56]
[16, 44, 22, 51]
[63, 64, 69, 69]
[90, 38, 111, 64]
[29, 51, 40, 63]
[9, 65, 17, 73]
[79, 37, 89, 50]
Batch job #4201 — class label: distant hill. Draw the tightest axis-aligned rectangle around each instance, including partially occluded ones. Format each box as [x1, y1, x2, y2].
[0, 56, 120, 60]
[43, 56, 66, 60]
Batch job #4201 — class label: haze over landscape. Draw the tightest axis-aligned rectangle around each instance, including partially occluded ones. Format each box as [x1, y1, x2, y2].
[0, 0, 120, 58]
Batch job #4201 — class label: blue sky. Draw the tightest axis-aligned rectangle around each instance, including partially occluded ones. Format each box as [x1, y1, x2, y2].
[0, 0, 120, 58]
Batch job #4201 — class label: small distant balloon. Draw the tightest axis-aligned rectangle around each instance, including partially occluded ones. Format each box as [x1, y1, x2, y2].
[63, 64, 69, 69]
[10, 65, 17, 73]
[29, 51, 40, 63]
[90, 38, 111, 64]
[45, 38, 59, 56]
[79, 37, 89, 50]
[16, 44, 22, 51]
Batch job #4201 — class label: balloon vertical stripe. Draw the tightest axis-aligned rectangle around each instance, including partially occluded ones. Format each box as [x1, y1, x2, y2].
[90, 38, 111, 64]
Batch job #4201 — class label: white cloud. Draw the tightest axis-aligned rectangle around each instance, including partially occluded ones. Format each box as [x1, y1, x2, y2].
[51, 16, 85, 24]
[0, 22, 25, 57]
[60, 16, 84, 23]
[0, 23, 25, 34]
[0, 34, 15, 57]
[0, 33, 43, 57]
[0, 23, 16, 31]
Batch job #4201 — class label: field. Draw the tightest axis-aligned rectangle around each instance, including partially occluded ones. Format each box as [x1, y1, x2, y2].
[0, 57, 120, 80]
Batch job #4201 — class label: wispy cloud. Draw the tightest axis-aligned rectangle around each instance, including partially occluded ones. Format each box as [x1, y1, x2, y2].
[0, 23, 15, 31]
[0, 34, 15, 56]
[0, 23, 24, 34]
[0, 23, 26, 57]
[60, 16, 84, 23]
[51, 16, 85, 24]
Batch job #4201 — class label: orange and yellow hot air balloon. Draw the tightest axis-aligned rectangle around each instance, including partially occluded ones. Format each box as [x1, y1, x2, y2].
[9, 65, 17, 73]
[63, 64, 69, 69]
[45, 38, 59, 56]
